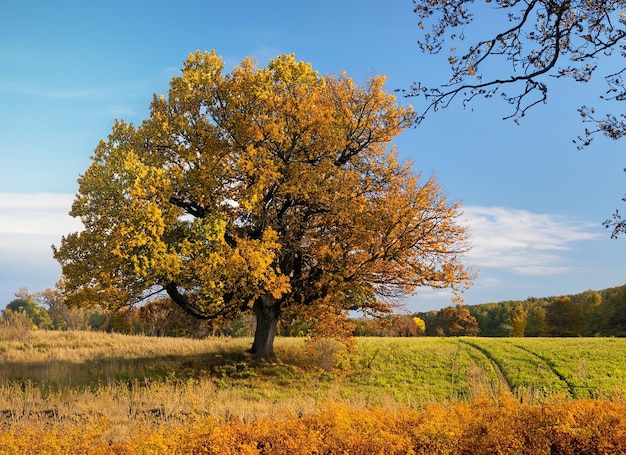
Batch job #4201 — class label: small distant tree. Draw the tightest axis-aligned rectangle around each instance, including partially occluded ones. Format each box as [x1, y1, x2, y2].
[428, 305, 479, 336]
[525, 305, 548, 337]
[35, 288, 70, 330]
[413, 316, 426, 335]
[469, 303, 510, 336]
[379, 314, 423, 336]
[580, 290, 609, 336]
[509, 304, 527, 337]
[546, 296, 583, 336]
[606, 285, 626, 335]
[5, 288, 51, 329]
[88, 311, 108, 330]
[351, 317, 381, 337]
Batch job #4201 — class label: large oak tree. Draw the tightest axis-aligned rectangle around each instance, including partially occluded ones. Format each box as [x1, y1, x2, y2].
[410, 0, 626, 236]
[54, 51, 471, 358]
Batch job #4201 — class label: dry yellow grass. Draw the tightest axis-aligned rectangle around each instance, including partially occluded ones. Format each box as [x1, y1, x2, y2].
[0, 331, 334, 441]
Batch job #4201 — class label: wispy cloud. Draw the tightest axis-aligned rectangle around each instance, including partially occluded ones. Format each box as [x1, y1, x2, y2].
[0, 74, 167, 101]
[0, 193, 82, 301]
[0, 80, 122, 100]
[462, 206, 601, 275]
[0, 199, 602, 273]
[0, 193, 81, 253]
[0, 197, 605, 308]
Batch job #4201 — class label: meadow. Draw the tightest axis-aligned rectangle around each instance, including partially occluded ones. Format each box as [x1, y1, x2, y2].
[1, 331, 626, 453]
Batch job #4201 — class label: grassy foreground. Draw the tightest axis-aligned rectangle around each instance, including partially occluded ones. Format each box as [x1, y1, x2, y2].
[1, 331, 626, 453]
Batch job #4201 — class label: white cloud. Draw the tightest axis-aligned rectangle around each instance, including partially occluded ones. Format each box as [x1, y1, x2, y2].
[0, 193, 83, 303]
[0, 199, 602, 274]
[0, 80, 118, 100]
[0, 75, 163, 102]
[0, 197, 607, 308]
[462, 206, 601, 275]
[0, 193, 81, 253]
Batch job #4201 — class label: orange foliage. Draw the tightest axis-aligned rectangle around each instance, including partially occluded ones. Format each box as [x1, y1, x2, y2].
[3, 397, 626, 454]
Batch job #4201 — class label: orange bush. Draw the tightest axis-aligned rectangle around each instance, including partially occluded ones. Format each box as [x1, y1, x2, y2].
[2, 397, 626, 454]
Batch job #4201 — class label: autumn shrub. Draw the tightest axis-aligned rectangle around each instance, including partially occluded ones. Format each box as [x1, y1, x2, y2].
[0, 309, 32, 341]
[2, 398, 626, 454]
[302, 304, 357, 371]
[306, 337, 349, 371]
[203, 398, 626, 454]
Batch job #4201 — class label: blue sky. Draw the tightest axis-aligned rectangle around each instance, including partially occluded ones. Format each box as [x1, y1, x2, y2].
[1, 0, 624, 312]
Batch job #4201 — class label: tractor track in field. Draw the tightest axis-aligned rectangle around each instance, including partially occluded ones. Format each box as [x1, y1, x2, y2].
[512, 344, 579, 398]
[459, 339, 576, 398]
[458, 340, 512, 394]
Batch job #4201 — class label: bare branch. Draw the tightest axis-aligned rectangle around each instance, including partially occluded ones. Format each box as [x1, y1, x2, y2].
[408, 0, 626, 130]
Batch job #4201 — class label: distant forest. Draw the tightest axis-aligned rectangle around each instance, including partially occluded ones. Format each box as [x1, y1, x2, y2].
[415, 284, 626, 338]
[7, 284, 626, 339]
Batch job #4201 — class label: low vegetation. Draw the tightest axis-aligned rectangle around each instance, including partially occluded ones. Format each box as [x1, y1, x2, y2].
[0, 331, 626, 452]
[2, 397, 626, 454]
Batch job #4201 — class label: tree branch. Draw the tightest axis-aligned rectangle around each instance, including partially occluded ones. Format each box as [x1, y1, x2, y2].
[169, 197, 206, 218]
[410, 1, 567, 123]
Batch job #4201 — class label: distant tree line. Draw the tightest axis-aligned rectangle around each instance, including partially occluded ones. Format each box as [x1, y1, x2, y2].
[417, 285, 626, 338]
[1, 287, 430, 338]
[3, 284, 625, 338]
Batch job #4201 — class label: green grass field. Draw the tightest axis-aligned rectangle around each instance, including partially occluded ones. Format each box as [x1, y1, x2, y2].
[2, 332, 625, 403]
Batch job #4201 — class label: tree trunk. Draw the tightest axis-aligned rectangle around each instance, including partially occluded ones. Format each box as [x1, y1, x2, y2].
[250, 294, 280, 360]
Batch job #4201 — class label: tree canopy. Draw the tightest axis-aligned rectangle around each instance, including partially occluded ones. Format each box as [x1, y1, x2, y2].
[5, 288, 51, 329]
[410, 0, 626, 236]
[426, 305, 480, 336]
[54, 51, 471, 358]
